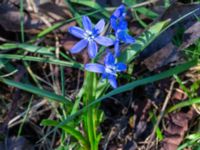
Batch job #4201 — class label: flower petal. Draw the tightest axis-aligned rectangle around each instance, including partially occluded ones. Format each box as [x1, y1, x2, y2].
[102, 72, 108, 79]
[114, 40, 120, 57]
[108, 75, 117, 88]
[88, 41, 98, 58]
[117, 31, 135, 44]
[110, 16, 118, 31]
[82, 16, 93, 32]
[112, 5, 126, 18]
[118, 20, 128, 30]
[68, 26, 85, 39]
[94, 36, 114, 46]
[104, 52, 115, 66]
[70, 39, 88, 54]
[123, 33, 135, 44]
[94, 19, 105, 34]
[85, 63, 105, 73]
[115, 62, 127, 72]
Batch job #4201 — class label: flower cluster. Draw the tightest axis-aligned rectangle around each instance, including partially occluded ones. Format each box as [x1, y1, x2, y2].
[68, 5, 135, 88]
[110, 5, 135, 57]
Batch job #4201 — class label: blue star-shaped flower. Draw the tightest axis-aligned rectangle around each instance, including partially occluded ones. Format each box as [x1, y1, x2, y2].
[110, 5, 135, 56]
[85, 52, 126, 88]
[68, 16, 114, 58]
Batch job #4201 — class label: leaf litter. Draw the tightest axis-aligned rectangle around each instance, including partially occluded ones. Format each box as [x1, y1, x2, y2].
[0, 0, 200, 150]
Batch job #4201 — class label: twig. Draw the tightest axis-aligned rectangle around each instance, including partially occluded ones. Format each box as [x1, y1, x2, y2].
[8, 99, 48, 127]
[146, 81, 175, 150]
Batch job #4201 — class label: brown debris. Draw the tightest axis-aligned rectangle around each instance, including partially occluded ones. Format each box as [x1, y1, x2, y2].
[0, 1, 74, 34]
[160, 108, 197, 150]
[143, 43, 177, 71]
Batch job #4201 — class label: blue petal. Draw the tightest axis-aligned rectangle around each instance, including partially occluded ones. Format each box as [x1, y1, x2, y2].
[94, 36, 114, 46]
[111, 5, 127, 31]
[123, 33, 135, 44]
[94, 19, 105, 34]
[68, 26, 85, 39]
[114, 40, 120, 57]
[110, 16, 118, 31]
[108, 75, 117, 88]
[110, 16, 127, 32]
[118, 20, 128, 30]
[104, 52, 115, 66]
[116, 30, 125, 40]
[115, 63, 127, 71]
[112, 5, 126, 18]
[117, 31, 135, 44]
[82, 16, 93, 32]
[88, 40, 98, 58]
[102, 72, 108, 79]
[70, 39, 88, 53]
[85, 63, 105, 73]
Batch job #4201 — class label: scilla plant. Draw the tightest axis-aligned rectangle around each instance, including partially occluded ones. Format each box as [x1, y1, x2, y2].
[66, 5, 134, 149]
[39, 4, 197, 150]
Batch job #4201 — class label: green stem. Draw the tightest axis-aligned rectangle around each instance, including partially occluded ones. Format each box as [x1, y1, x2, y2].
[83, 71, 98, 150]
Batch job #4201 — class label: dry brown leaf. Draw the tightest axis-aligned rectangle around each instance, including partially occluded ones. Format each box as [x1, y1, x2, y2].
[160, 108, 197, 150]
[143, 43, 177, 71]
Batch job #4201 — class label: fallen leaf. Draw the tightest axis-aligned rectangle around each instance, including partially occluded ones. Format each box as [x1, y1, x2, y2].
[143, 43, 177, 71]
[160, 108, 197, 150]
[179, 22, 200, 50]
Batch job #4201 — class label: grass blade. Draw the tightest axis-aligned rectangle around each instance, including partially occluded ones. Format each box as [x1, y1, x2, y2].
[0, 54, 83, 70]
[0, 77, 72, 106]
[41, 119, 89, 149]
[167, 97, 200, 113]
[69, 0, 110, 18]
[0, 43, 54, 55]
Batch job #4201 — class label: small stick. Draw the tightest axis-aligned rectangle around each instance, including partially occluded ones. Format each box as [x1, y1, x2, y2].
[146, 80, 175, 149]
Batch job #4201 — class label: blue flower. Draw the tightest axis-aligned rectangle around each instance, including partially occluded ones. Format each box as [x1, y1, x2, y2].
[68, 16, 114, 58]
[85, 52, 126, 88]
[110, 5, 126, 31]
[114, 21, 135, 56]
[110, 5, 135, 56]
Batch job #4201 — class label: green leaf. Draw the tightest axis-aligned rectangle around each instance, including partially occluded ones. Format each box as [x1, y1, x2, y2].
[0, 54, 83, 70]
[0, 77, 72, 106]
[69, 0, 110, 18]
[177, 133, 200, 150]
[167, 97, 200, 113]
[0, 59, 7, 69]
[135, 7, 159, 19]
[118, 20, 170, 63]
[41, 119, 89, 149]
[149, 111, 163, 141]
[122, 0, 137, 5]
[0, 43, 54, 55]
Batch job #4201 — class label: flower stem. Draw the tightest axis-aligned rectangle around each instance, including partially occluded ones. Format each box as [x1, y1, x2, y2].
[83, 71, 98, 149]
